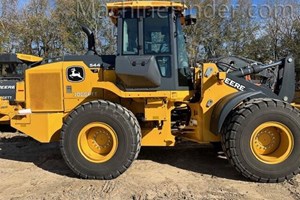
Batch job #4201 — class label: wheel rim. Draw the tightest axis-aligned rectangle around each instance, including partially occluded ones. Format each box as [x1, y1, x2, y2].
[77, 122, 118, 163]
[250, 122, 294, 165]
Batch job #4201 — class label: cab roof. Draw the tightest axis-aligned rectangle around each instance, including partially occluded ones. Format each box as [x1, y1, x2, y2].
[107, 1, 186, 11]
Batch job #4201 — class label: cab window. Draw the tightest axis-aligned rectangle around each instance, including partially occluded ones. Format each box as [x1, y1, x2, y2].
[176, 16, 190, 86]
[144, 13, 170, 54]
[144, 13, 171, 77]
[123, 18, 138, 55]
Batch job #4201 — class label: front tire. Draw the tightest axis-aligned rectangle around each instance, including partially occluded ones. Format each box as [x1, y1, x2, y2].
[222, 99, 300, 183]
[60, 100, 141, 179]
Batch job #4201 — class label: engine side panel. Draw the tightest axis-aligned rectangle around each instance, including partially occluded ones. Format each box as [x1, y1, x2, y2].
[25, 63, 64, 112]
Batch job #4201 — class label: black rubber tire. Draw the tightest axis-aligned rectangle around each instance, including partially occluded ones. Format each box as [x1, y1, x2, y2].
[221, 98, 300, 183]
[60, 100, 141, 180]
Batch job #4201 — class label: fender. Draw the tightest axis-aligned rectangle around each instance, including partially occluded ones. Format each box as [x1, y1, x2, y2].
[211, 91, 267, 135]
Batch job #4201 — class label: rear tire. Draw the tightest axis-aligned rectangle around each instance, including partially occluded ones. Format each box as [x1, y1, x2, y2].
[60, 100, 141, 179]
[222, 98, 300, 182]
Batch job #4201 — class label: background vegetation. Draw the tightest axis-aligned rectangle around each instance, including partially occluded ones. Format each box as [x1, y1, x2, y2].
[0, 0, 299, 68]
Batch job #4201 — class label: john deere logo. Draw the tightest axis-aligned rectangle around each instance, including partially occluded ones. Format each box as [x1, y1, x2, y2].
[67, 67, 85, 82]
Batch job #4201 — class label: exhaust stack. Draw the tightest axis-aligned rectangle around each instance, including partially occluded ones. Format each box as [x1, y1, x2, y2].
[82, 26, 96, 55]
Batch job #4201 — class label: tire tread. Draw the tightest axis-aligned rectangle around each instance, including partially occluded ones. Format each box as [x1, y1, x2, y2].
[60, 100, 141, 180]
[222, 98, 300, 183]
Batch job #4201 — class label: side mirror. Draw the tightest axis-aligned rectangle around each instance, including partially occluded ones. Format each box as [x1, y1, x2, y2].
[185, 9, 197, 25]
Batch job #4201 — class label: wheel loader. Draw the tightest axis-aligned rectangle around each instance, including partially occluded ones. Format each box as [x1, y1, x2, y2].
[0, 1, 300, 183]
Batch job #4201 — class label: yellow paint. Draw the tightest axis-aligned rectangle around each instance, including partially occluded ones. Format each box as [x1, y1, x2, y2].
[0, 54, 239, 146]
[2, 53, 242, 147]
[16, 60, 236, 145]
[0, 0, 259, 149]
[64, 99, 85, 112]
[15, 81, 25, 102]
[0, 115, 10, 122]
[291, 103, 300, 109]
[218, 72, 227, 80]
[11, 113, 63, 143]
[107, 1, 186, 11]
[107, 1, 187, 25]
[103, 69, 117, 82]
[201, 64, 237, 141]
[0, 99, 19, 117]
[94, 81, 193, 101]
[60, 61, 192, 107]
[77, 122, 118, 163]
[142, 100, 176, 146]
[16, 53, 43, 63]
[250, 122, 294, 164]
[25, 63, 64, 112]
[144, 98, 167, 121]
[62, 62, 102, 100]
[182, 63, 238, 143]
[97, 82, 171, 98]
[141, 127, 175, 146]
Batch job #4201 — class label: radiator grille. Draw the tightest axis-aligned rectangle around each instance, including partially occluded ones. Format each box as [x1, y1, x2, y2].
[28, 73, 63, 111]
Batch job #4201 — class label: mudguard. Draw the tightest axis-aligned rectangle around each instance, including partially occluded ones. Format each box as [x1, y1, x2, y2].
[211, 91, 267, 135]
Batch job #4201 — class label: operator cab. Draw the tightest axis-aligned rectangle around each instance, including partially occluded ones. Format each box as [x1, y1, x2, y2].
[108, 1, 194, 91]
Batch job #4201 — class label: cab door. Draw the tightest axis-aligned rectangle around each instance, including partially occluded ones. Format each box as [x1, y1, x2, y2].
[115, 10, 191, 91]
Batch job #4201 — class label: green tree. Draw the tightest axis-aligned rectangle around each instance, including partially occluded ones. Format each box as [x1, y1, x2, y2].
[0, 0, 19, 53]
[224, 0, 259, 57]
[185, 0, 230, 63]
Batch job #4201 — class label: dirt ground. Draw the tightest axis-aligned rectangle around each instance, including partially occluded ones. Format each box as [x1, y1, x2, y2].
[0, 131, 299, 200]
